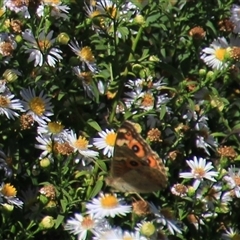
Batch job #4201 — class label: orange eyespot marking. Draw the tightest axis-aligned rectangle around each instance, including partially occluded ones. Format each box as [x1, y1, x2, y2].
[129, 139, 145, 158]
[147, 156, 158, 167]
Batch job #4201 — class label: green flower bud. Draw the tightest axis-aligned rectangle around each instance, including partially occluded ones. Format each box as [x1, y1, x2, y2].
[40, 158, 51, 169]
[140, 222, 156, 237]
[56, 32, 70, 45]
[39, 216, 55, 230]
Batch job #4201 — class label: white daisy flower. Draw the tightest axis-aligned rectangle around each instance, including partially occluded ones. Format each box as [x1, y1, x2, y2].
[138, 91, 155, 111]
[65, 130, 99, 159]
[195, 135, 218, 155]
[122, 230, 148, 240]
[0, 93, 24, 119]
[124, 86, 143, 110]
[179, 156, 218, 189]
[65, 213, 110, 240]
[223, 165, 240, 198]
[36, 1, 70, 19]
[73, 66, 96, 99]
[97, 0, 116, 12]
[222, 227, 240, 240]
[84, 2, 105, 31]
[22, 29, 63, 67]
[124, 79, 170, 111]
[0, 183, 23, 208]
[20, 88, 54, 125]
[37, 121, 65, 139]
[69, 40, 97, 72]
[171, 183, 188, 197]
[149, 202, 182, 235]
[93, 228, 123, 240]
[230, 4, 240, 34]
[93, 129, 116, 158]
[200, 37, 230, 70]
[86, 193, 132, 218]
[125, 78, 145, 89]
[35, 134, 53, 159]
[3, 0, 30, 18]
[196, 183, 232, 210]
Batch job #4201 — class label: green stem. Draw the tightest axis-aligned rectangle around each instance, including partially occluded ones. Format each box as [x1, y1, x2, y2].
[109, 26, 144, 123]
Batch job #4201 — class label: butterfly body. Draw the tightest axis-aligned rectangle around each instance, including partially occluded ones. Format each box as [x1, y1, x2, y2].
[106, 121, 168, 193]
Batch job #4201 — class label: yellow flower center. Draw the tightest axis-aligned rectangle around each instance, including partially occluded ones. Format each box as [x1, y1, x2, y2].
[105, 132, 116, 147]
[1, 183, 17, 197]
[43, 0, 60, 4]
[38, 40, 51, 51]
[106, 6, 117, 19]
[100, 194, 118, 208]
[81, 216, 95, 230]
[80, 71, 93, 84]
[48, 122, 64, 134]
[79, 46, 95, 63]
[29, 97, 45, 116]
[74, 136, 89, 150]
[106, 91, 117, 99]
[123, 237, 133, 240]
[215, 48, 226, 61]
[234, 176, 240, 186]
[91, 10, 102, 18]
[0, 96, 10, 107]
[141, 92, 154, 107]
[193, 167, 205, 178]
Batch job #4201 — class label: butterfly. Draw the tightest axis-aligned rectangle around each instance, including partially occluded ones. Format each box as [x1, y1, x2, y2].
[106, 121, 168, 193]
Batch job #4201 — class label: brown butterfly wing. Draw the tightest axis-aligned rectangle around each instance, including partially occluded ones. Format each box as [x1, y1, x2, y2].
[107, 121, 168, 193]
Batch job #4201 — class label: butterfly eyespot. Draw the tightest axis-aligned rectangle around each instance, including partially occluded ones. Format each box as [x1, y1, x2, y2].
[129, 161, 138, 166]
[132, 145, 139, 153]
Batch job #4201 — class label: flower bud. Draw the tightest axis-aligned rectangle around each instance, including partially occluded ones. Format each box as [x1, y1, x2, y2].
[56, 32, 70, 45]
[39, 216, 55, 230]
[40, 158, 51, 169]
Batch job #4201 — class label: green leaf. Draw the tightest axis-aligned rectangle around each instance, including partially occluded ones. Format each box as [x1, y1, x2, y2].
[206, 20, 217, 35]
[89, 179, 104, 199]
[96, 159, 108, 172]
[60, 199, 68, 212]
[87, 119, 102, 131]
[55, 214, 65, 229]
[160, 105, 166, 120]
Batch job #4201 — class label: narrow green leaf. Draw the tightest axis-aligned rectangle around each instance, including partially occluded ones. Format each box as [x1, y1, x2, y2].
[55, 214, 65, 229]
[89, 179, 104, 199]
[87, 119, 102, 131]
